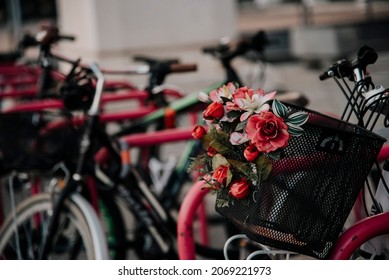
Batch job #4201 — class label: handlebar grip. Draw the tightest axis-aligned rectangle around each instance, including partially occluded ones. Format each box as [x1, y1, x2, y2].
[319, 72, 331, 81]
[202, 46, 215, 53]
[169, 63, 197, 73]
[58, 35, 76, 41]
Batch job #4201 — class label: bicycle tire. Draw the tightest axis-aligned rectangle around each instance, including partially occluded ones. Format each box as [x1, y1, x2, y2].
[0, 192, 109, 259]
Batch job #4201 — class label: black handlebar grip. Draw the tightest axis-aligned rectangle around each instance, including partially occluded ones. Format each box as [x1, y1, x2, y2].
[358, 45, 378, 66]
[58, 35, 76, 41]
[319, 72, 330, 81]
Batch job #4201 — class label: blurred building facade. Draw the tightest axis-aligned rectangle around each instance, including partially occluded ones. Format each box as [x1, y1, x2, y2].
[1, 0, 389, 61]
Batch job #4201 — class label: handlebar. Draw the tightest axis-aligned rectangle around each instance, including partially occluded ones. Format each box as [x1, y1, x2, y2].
[320, 45, 388, 128]
[133, 55, 179, 66]
[202, 30, 270, 60]
[319, 45, 378, 82]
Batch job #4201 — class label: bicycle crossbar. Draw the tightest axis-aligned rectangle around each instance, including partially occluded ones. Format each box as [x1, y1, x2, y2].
[94, 127, 195, 164]
[4, 99, 63, 112]
[0, 89, 36, 99]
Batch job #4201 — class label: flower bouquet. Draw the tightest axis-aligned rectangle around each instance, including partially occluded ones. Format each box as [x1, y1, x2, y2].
[189, 83, 308, 206]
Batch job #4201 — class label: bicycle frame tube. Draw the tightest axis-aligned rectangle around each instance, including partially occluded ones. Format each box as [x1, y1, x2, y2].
[177, 180, 209, 260]
[329, 212, 389, 259]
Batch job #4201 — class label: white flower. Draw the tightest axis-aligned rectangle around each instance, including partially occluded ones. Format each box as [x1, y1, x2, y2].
[236, 91, 276, 121]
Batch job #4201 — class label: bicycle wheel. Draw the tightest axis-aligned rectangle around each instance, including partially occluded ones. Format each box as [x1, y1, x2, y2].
[0, 192, 109, 259]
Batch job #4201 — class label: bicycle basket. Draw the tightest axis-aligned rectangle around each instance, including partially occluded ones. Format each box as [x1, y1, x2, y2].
[0, 111, 81, 174]
[215, 105, 386, 259]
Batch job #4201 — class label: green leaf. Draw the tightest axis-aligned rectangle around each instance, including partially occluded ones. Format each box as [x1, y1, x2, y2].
[203, 129, 235, 155]
[255, 155, 272, 182]
[287, 125, 305, 137]
[228, 159, 252, 176]
[226, 110, 241, 120]
[286, 112, 308, 126]
[210, 139, 231, 155]
[216, 198, 230, 208]
[272, 99, 288, 118]
[212, 154, 229, 170]
[220, 96, 232, 103]
[267, 150, 282, 160]
[235, 119, 248, 132]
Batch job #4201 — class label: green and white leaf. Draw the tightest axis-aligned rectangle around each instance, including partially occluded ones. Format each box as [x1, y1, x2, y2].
[286, 111, 308, 127]
[272, 99, 288, 118]
[287, 125, 305, 137]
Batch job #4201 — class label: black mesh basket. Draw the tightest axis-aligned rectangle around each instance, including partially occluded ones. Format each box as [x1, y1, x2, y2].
[0, 111, 81, 174]
[215, 105, 386, 259]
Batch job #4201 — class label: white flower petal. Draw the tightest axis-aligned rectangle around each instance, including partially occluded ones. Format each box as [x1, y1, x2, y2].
[240, 111, 252, 122]
[198, 91, 210, 102]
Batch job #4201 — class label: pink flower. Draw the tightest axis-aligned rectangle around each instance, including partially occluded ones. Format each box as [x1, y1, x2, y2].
[209, 82, 236, 103]
[229, 132, 249, 145]
[212, 164, 229, 189]
[225, 86, 255, 113]
[244, 144, 259, 161]
[192, 125, 206, 140]
[203, 102, 224, 120]
[229, 178, 250, 199]
[232, 86, 255, 100]
[245, 111, 290, 153]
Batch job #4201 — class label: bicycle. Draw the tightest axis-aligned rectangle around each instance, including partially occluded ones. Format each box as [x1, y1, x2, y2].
[177, 45, 389, 260]
[202, 30, 309, 107]
[0, 63, 110, 259]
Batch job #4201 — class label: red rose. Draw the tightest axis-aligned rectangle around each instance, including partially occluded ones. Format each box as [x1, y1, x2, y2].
[212, 164, 229, 189]
[192, 125, 206, 140]
[244, 144, 259, 161]
[207, 147, 217, 156]
[203, 102, 224, 120]
[245, 111, 290, 153]
[229, 178, 250, 199]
